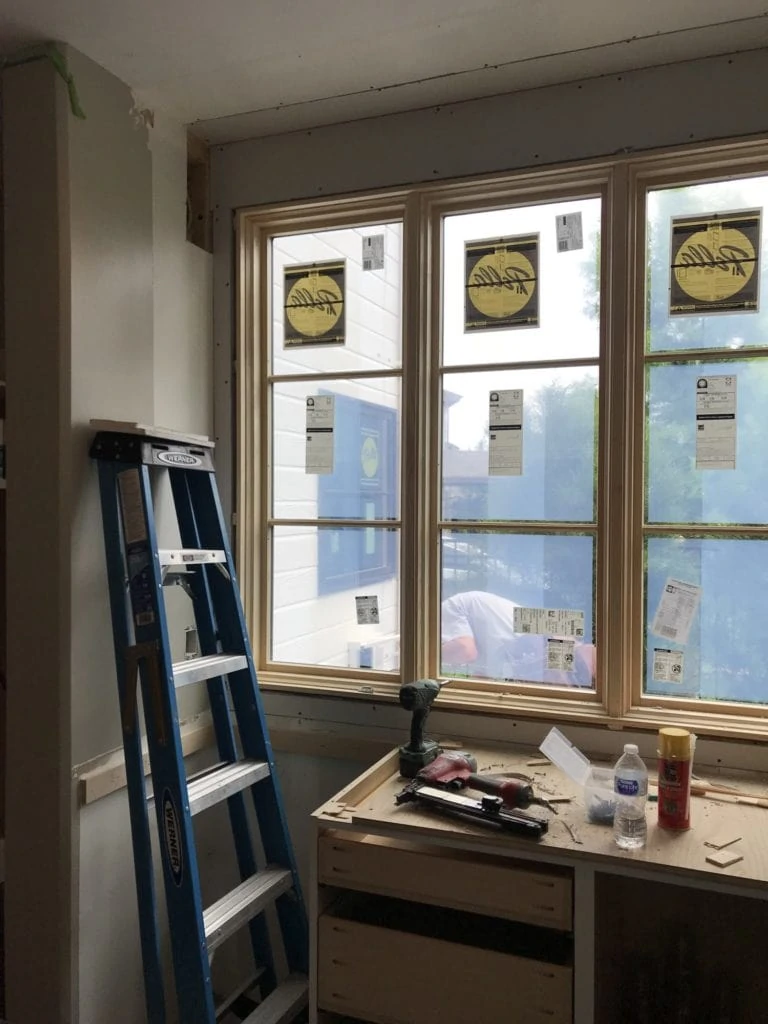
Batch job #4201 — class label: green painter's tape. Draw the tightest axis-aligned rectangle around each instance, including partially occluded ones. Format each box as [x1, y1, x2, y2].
[1, 42, 86, 119]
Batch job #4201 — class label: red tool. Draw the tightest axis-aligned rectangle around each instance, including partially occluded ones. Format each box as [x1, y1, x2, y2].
[412, 751, 557, 813]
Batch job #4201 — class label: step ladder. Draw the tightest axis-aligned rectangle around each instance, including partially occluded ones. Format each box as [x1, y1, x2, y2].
[90, 421, 308, 1024]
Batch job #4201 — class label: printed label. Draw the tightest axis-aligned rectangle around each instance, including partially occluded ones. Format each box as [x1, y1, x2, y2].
[118, 469, 147, 545]
[651, 578, 701, 646]
[284, 259, 345, 346]
[488, 389, 523, 476]
[464, 234, 539, 331]
[162, 791, 184, 886]
[355, 595, 380, 625]
[652, 648, 685, 683]
[556, 212, 583, 252]
[616, 778, 640, 797]
[547, 638, 575, 671]
[695, 374, 737, 470]
[156, 451, 202, 467]
[513, 606, 585, 638]
[306, 395, 335, 474]
[362, 234, 385, 271]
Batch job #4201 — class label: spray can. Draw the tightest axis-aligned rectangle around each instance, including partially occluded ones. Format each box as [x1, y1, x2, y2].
[657, 727, 692, 830]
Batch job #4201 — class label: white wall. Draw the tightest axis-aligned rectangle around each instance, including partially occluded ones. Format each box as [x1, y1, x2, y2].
[4, 48, 214, 1024]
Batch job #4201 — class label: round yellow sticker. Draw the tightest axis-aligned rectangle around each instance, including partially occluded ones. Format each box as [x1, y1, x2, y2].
[674, 224, 756, 304]
[467, 247, 536, 320]
[285, 270, 343, 338]
[361, 436, 379, 478]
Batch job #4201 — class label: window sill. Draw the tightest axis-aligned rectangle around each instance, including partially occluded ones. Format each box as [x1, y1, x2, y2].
[257, 671, 768, 743]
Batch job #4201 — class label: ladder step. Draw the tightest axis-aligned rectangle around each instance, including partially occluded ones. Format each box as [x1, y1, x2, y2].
[204, 868, 293, 953]
[188, 760, 271, 816]
[241, 976, 308, 1024]
[159, 548, 227, 566]
[172, 652, 248, 687]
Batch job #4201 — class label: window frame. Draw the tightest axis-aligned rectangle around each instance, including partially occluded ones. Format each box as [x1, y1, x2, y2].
[236, 136, 768, 740]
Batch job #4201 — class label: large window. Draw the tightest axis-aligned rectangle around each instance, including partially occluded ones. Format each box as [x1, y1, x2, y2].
[238, 141, 768, 735]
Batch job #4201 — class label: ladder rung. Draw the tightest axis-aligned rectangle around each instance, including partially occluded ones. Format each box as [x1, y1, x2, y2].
[172, 653, 248, 687]
[241, 976, 308, 1024]
[188, 759, 271, 816]
[159, 548, 226, 566]
[204, 868, 293, 953]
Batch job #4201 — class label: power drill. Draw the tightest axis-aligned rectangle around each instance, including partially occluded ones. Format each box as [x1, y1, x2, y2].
[401, 750, 556, 812]
[398, 678, 447, 778]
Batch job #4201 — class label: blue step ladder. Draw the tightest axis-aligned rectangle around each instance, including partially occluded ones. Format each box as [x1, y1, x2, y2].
[90, 421, 308, 1024]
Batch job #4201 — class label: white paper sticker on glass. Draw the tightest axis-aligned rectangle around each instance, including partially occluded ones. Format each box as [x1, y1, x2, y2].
[555, 212, 583, 253]
[651, 578, 701, 646]
[355, 595, 380, 625]
[514, 607, 585, 638]
[305, 395, 335, 474]
[488, 389, 523, 476]
[652, 648, 685, 683]
[362, 234, 385, 271]
[547, 638, 576, 671]
[695, 374, 736, 470]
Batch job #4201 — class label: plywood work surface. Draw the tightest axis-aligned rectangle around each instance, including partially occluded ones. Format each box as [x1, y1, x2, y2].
[315, 745, 768, 892]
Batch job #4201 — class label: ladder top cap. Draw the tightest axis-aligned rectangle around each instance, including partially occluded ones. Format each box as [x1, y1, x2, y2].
[89, 419, 215, 449]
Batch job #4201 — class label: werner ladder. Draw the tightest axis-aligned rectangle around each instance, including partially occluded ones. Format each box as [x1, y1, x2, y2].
[90, 421, 308, 1024]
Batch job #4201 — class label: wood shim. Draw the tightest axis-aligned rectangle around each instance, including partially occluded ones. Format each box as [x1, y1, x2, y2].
[706, 848, 744, 869]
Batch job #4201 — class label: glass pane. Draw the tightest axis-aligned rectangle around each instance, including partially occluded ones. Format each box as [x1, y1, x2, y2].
[647, 359, 768, 525]
[645, 535, 768, 704]
[442, 197, 601, 366]
[273, 378, 400, 520]
[271, 223, 402, 375]
[442, 367, 597, 523]
[271, 525, 399, 670]
[647, 175, 768, 353]
[440, 530, 595, 688]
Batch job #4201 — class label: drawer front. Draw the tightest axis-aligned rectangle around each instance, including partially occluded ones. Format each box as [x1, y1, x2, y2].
[319, 915, 572, 1024]
[319, 834, 572, 931]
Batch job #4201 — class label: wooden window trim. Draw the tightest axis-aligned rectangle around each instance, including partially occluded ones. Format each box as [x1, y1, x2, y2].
[236, 134, 768, 741]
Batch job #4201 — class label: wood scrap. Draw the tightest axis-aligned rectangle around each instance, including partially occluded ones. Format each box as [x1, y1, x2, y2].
[526, 759, 551, 767]
[706, 848, 744, 869]
[704, 834, 742, 851]
[562, 821, 583, 845]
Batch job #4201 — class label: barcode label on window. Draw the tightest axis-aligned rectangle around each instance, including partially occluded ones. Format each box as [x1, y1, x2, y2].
[657, 624, 678, 639]
[363, 258, 373, 271]
[361, 234, 385, 270]
[557, 239, 569, 252]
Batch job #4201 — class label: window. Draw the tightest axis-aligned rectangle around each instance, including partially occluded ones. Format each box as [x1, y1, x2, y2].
[238, 139, 768, 736]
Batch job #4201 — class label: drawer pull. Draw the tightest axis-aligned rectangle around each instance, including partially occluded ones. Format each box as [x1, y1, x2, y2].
[532, 904, 556, 912]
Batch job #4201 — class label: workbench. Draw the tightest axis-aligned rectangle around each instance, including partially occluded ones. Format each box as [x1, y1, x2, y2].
[310, 743, 768, 1024]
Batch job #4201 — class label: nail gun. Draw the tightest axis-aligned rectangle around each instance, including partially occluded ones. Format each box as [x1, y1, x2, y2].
[395, 751, 552, 839]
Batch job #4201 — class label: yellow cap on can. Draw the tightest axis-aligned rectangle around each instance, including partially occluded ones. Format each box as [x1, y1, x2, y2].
[658, 727, 691, 760]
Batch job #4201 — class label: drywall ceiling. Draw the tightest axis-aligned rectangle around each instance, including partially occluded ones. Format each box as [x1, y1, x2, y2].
[2, 0, 768, 142]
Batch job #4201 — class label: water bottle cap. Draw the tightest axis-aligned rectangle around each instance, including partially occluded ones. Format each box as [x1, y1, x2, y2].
[624, 743, 639, 755]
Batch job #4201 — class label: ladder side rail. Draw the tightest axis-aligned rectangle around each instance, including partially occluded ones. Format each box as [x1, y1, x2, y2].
[118, 463, 217, 1023]
[169, 468, 278, 994]
[97, 462, 167, 1024]
[185, 470, 309, 975]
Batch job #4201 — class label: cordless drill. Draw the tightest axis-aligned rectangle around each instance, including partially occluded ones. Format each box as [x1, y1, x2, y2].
[400, 750, 556, 812]
[398, 678, 447, 778]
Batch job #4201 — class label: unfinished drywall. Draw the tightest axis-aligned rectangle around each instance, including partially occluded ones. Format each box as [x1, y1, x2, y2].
[4, 47, 216, 1024]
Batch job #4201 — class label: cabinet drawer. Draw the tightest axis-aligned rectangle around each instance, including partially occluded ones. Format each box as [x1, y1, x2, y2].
[319, 833, 572, 931]
[319, 914, 572, 1024]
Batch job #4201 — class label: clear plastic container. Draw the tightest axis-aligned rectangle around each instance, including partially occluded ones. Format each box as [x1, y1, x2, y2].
[584, 767, 617, 825]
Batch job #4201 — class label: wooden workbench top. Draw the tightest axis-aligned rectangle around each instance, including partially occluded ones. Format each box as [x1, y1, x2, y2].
[314, 744, 768, 892]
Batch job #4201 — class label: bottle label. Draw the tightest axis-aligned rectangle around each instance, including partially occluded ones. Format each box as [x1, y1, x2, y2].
[616, 778, 640, 796]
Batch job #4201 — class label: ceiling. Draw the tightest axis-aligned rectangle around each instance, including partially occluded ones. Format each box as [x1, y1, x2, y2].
[2, 0, 768, 143]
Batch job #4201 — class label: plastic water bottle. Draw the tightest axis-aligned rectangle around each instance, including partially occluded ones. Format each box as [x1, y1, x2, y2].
[613, 743, 648, 850]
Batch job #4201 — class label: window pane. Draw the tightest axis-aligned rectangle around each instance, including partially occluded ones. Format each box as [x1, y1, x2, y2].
[442, 367, 597, 523]
[647, 175, 768, 353]
[645, 536, 768, 704]
[442, 197, 601, 367]
[271, 223, 402, 375]
[440, 530, 595, 688]
[646, 359, 768, 525]
[273, 378, 400, 520]
[271, 525, 399, 670]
